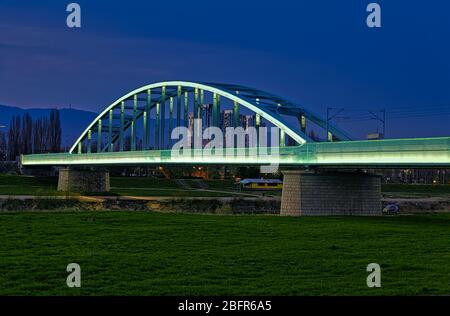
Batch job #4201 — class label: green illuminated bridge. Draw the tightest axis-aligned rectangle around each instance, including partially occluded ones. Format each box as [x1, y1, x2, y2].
[22, 81, 450, 168]
[21, 138, 450, 168]
[21, 81, 450, 216]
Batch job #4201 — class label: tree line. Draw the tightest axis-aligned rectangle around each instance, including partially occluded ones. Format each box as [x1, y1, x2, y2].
[0, 109, 61, 161]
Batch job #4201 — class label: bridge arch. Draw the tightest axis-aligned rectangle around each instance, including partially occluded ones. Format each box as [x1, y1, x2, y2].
[70, 81, 351, 154]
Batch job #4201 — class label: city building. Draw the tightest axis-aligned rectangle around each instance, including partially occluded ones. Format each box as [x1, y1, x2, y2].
[367, 132, 384, 140]
[242, 114, 255, 129]
[188, 112, 194, 139]
[221, 110, 233, 131]
[201, 104, 213, 131]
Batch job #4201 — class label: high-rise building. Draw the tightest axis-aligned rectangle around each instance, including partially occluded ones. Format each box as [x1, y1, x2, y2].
[221, 110, 233, 131]
[188, 112, 194, 137]
[202, 104, 213, 130]
[242, 114, 255, 129]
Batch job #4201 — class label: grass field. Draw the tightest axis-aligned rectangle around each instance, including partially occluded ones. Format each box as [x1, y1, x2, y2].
[382, 183, 450, 197]
[110, 177, 242, 197]
[1, 211, 450, 295]
[0, 175, 241, 197]
[0, 175, 60, 196]
[1, 175, 449, 198]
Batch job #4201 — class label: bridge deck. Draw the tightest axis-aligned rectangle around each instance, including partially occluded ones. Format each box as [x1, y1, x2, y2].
[22, 137, 450, 168]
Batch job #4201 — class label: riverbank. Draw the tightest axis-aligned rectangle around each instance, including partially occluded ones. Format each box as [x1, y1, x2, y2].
[1, 194, 449, 214]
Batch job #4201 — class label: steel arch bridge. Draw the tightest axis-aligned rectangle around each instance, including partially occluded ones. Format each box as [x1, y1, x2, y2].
[69, 81, 351, 154]
[22, 81, 450, 168]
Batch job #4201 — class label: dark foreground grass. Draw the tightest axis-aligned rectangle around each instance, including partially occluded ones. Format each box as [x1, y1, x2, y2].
[1, 211, 450, 295]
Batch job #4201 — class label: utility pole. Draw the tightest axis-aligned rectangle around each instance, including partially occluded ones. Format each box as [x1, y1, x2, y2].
[326, 107, 345, 142]
[368, 109, 386, 138]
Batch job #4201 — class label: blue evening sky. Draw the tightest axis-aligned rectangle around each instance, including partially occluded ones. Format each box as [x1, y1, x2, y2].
[0, 0, 449, 138]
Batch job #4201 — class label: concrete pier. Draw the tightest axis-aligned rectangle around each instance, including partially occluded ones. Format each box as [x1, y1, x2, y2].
[57, 168, 110, 193]
[280, 171, 381, 216]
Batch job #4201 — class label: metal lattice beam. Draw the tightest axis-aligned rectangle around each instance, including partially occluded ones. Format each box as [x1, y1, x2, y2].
[69, 81, 353, 154]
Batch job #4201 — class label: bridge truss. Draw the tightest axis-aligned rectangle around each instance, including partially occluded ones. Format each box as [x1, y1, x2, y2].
[69, 81, 352, 154]
[20, 81, 450, 168]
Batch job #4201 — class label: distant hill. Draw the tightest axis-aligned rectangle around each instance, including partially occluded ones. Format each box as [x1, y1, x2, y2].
[0, 104, 98, 147]
[0, 104, 184, 149]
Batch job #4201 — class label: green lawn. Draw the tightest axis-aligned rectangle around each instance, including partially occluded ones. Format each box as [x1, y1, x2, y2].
[0, 175, 60, 196]
[109, 177, 242, 197]
[382, 184, 450, 197]
[0, 175, 243, 197]
[1, 175, 449, 198]
[0, 175, 267, 198]
[109, 188, 244, 197]
[0, 211, 450, 295]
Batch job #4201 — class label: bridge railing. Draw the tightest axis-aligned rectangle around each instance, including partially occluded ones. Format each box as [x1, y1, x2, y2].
[21, 137, 450, 167]
[294, 137, 450, 166]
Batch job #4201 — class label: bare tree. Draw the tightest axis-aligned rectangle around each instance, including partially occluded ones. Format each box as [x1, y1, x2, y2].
[33, 117, 50, 154]
[0, 131, 7, 161]
[7, 115, 21, 160]
[21, 113, 33, 154]
[48, 109, 61, 153]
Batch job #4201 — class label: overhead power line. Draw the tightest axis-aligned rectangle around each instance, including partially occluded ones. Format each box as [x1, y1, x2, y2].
[333, 104, 450, 123]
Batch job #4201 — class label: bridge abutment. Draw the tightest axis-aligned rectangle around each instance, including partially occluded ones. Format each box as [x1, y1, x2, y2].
[280, 170, 381, 216]
[57, 168, 110, 193]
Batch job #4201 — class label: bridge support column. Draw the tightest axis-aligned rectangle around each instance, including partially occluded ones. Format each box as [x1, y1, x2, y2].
[280, 170, 381, 216]
[57, 168, 110, 193]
